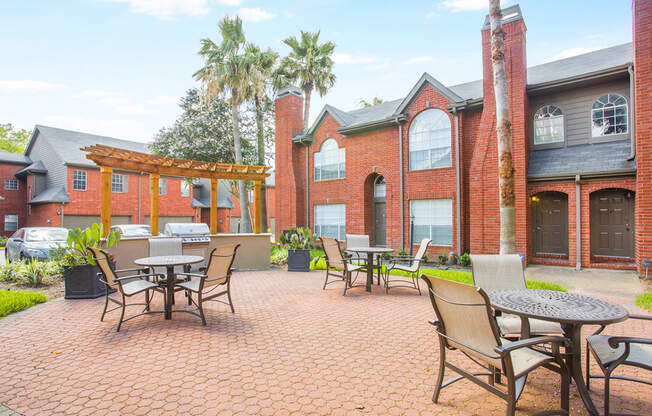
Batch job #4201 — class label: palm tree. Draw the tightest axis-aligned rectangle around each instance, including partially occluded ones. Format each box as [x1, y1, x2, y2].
[359, 97, 385, 108]
[488, 0, 516, 254]
[246, 43, 279, 232]
[194, 15, 253, 233]
[277, 31, 336, 130]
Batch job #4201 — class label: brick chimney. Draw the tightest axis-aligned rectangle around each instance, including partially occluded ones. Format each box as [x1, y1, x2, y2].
[274, 86, 307, 237]
[634, 0, 652, 274]
[469, 4, 529, 255]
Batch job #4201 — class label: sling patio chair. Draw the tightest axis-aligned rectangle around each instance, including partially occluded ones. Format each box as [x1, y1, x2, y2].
[345, 234, 382, 284]
[148, 237, 191, 303]
[471, 254, 563, 338]
[383, 238, 431, 295]
[421, 274, 570, 416]
[174, 244, 240, 325]
[88, 247, 165, 332]
[585, 314, 652, 416]
[320, 236, 366, 296]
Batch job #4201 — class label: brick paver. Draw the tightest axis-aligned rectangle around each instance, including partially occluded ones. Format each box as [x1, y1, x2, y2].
[0, 270, 649, 415]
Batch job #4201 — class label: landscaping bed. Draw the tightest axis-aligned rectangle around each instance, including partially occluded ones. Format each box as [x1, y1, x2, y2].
[0, 290, 47, 318]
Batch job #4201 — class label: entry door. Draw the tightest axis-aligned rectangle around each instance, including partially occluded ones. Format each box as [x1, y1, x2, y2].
[374, 202, 386, 245]
[590, 190, 635, 257]
[532, 192, 568, 255]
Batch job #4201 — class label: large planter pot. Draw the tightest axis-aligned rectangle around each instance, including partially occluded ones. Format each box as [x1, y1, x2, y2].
[64, 264, 112, 299]
[287, 249, 311, 272]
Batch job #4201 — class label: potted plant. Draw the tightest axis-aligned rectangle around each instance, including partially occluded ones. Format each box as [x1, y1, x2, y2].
[280, 227, 313, 272]
[60, 223, 121, 299]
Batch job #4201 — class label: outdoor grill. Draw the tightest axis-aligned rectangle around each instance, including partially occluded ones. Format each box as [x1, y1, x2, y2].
[163, 223, 211, 244]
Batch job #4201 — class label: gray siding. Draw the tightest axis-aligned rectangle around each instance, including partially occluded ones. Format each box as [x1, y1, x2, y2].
[26, 132, 68, 190]
[529, 78, 631, 148]
[32, 174, 46, 198]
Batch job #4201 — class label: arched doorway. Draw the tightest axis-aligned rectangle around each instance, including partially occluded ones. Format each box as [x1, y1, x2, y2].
[531, 192, 568, 256]
[590, 189, 635, 258]
[373, 175, 386, 245]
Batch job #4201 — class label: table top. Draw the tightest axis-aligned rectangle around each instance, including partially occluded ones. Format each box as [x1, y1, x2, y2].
[488, 289, 628, 326]
[346, 247, 394, 254]
[134, 255, 204, 267]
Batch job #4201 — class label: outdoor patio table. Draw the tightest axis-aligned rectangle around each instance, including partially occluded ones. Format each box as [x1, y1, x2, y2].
[134, 255, 204, 320]
[345, 247, 394, 292]
[488, 289, 628, 416]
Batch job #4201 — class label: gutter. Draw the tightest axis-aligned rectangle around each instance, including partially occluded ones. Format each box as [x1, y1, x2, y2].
[526, 64, 631, 94]
[399, 122, 404, 249]
[527, 168, 636, 182]
[338, 115, 407, 136]
[628, 65, 636, 160]
[454, 113, 462, 254]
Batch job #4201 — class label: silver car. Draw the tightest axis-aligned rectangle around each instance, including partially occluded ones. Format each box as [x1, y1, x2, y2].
[5, 227, 69, 262]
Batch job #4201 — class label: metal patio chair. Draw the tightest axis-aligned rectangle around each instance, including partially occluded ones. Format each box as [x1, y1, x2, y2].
[320, 237, 365, 296]
[421, 274, 570, 416]
[174, 244, 240, 325]
[471, 254, 563, 337]
[585, 314, 652, 416]
[88, 247, 165, 332]
[345, 234, 382, 284]
[383, 238, 431, 295]
[149, 237, 190, 302]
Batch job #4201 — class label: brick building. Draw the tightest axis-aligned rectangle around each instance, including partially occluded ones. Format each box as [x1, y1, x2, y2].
[274, 3, 652, 273]
[0, 125, 237, 235]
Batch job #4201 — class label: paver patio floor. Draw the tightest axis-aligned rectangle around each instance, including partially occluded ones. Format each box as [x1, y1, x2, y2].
[0, 269, 650, 415]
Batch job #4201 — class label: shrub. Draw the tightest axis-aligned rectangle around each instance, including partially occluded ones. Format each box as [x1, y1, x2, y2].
[20, 259, 47, 287]
[270, 244, 288, 265]
[0, 290, 47, 317]
[422, 254, 429, 263]
[397, 248, 408, 256]
[458, 253, 471, 267]
[0, 262, 23, 282]
[0, 236, 7, 248]
[635, 292, 652, 312]
[438, 251, 447, 264]
[279, 227, 314, 250]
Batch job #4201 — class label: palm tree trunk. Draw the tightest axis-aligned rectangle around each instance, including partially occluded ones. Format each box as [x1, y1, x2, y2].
[231, 91, 252, 233]
[302, 87, 312, 131]
[254, 95, 268, 232]
[489, 0, 516, 254]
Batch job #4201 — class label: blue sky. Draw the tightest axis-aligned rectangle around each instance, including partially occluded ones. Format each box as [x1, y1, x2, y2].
[0, 0, 633, 143]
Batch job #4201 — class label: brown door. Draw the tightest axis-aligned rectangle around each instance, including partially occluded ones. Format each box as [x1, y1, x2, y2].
[532, 192, 568, 255]
[590, 189, 635, 258]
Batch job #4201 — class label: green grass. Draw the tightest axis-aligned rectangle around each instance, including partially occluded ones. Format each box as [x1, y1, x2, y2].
[0, 290, 48, 318]
[635, 292, 652, 312]
[309, 256, 567, 292]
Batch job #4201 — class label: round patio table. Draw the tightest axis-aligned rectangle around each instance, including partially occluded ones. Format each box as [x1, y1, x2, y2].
[134, 255, 204, 320]
[345, 247, 394, 292]
[488, 289, 628, 416]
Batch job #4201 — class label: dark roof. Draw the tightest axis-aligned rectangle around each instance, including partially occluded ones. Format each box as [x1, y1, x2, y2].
[29, 186, 70, 204]
[15, 160, 47, 176]
[0, 151, 31, 165]
[308, 42, 633, 134]
[527, 140, 635, 178]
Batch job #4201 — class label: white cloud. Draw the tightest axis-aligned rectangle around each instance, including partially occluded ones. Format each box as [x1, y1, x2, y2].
[332, 53, 377, 65]
[406, 56, 434, 64]
[216, 0, 242, 5]
[146, 95, 179, 106]
[40, 115, 150, 142]
[72, 89, 121, 99]
[364, 59, 390, 71]
[545, 47, 599, 62]
[72, 89, 157, 116]
[0, 80, 65, 93]
[236, 7, 277, 22]
[283, 11, 295, 19]
[103, 0, 211, 19]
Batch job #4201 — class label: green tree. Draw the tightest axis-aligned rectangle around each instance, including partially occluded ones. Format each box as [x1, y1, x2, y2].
[276, 31, 336, 130]
[194, 16, 254, 233]
[0, 123, 31, 154]
[359, 97, 385, 108]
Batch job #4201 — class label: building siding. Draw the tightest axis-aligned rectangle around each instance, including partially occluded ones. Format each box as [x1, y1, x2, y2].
[25, 132, 67, 190]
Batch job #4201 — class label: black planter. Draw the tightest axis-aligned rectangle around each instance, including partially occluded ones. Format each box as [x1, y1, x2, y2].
[287, 249, 311, 272]
[64, 264, 113, 299]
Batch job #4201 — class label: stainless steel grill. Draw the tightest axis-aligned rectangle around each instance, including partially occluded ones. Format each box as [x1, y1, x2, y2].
[163, 223, 211, 244]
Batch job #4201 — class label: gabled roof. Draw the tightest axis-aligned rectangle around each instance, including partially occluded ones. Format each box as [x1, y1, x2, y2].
[15, 160, 47, 176]
[29, 186, 70, 205]
[394, 73, 463, 115]
[0, 151, 31, 165]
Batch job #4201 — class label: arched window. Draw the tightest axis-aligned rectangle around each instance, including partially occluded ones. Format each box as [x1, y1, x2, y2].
[534, 105, 564, 145]
[314, 139, 345, 181]
[409, 109, 451, 170]
[591, 94, 628, 137]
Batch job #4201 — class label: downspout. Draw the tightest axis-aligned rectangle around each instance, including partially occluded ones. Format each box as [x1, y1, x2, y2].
[628, 65, 636, 160]
[575, 174, 581, 271]
[60, 203, 64, 227]
[454, 113, 462, 254]
[306, 147, 310, 228]
[398, 121, 404, 249]
[138, 172, 142, 223]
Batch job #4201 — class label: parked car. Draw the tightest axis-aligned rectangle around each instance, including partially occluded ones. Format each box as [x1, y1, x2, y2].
[5, 227, 69, 262]
[110, 224, 151, 238]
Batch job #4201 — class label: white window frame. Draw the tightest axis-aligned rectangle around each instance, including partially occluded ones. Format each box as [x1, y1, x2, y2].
[180, 180, 190, 197]
[4, 179, 18, 190]
[111, 173, 128, 193]
[591, 93, 628, 137]
[314, 204, 346, 241]
[533, 105, 564, 145]
[409, 108, 452, 171]
[72, 170, 87, 191]
[159, 178, 167, 196]
[409, 199, 453, 246]
[314, 139, 345, 181]
[4, 214, 18, 232]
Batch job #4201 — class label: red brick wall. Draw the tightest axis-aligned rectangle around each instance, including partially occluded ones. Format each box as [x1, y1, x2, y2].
[0, 164, 28, 235]
[634, 0, 652, 274]
[26, 204, 61, 228]
[199, 208, 230, 233]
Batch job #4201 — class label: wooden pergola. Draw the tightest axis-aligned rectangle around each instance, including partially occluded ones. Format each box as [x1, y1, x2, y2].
[81, 144, 270, 236]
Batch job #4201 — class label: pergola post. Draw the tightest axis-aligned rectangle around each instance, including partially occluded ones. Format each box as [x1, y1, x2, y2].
[100, 166, 113, 237]
[210, 178, 218, 234]
[254, 180, 262, 234]
[150, 173, 160, 236]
